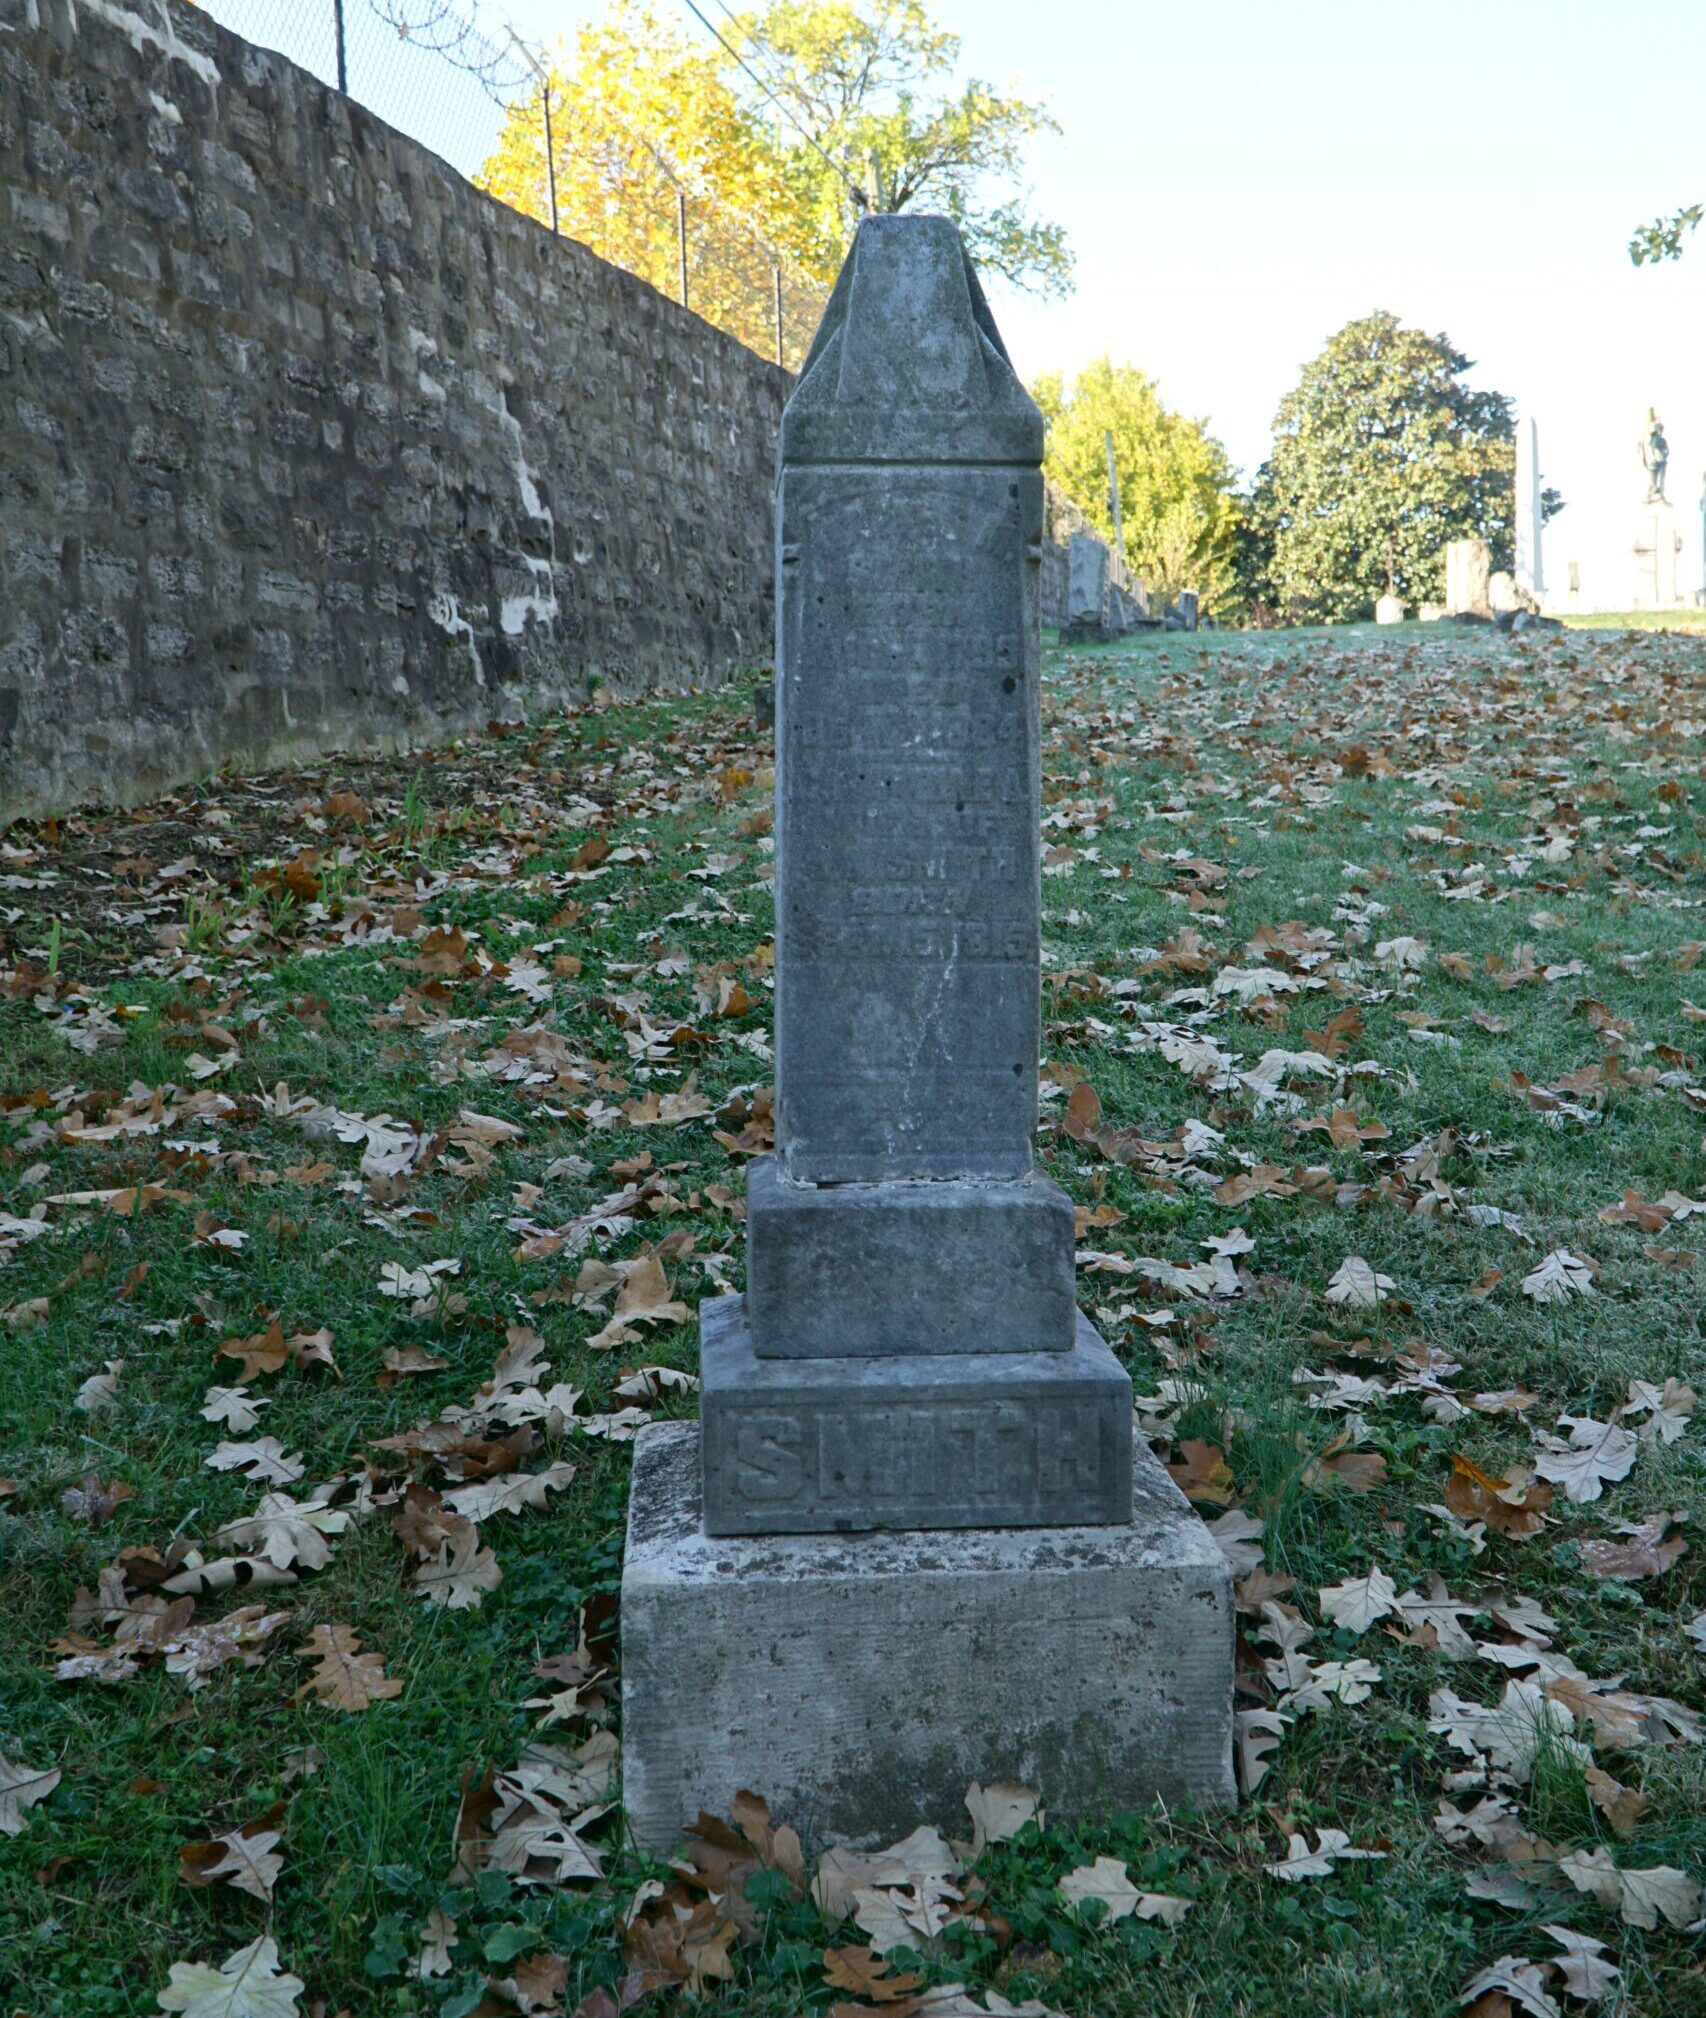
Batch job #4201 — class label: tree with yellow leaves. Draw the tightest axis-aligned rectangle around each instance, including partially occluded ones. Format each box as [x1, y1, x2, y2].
[477, 4, 834, 365]
[476, 0, 1068, 368]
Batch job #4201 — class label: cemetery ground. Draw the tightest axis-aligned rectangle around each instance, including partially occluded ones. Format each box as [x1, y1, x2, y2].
[2, 622, 1705, 2018]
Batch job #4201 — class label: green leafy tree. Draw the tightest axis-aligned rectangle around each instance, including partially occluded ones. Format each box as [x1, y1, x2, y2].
[1031, 358, 1237, 609]
[1223, 494, 1280, 628]
[1630, 204, 1701, 264]
[1251, 312, 1517, 624]
[729, 0, 1072, 295]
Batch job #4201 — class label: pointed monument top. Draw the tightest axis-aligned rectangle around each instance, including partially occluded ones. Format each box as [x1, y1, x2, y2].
[781, 213, 1043, 467]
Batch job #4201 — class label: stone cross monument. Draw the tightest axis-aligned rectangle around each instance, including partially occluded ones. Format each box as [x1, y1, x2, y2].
[621, 213, 1235, 1854]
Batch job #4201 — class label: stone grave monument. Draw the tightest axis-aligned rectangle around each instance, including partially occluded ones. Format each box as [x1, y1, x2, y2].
[620, 212, 1235, 1854]
[1443, 537, 1491, 616]
[1488, 570, 1522, 615]
[1634, 409, 1681, 610]
[1063, 528, 1109, 641]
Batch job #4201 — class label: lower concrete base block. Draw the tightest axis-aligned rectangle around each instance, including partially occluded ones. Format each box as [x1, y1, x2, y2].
[620, 1422, 1236, 1856]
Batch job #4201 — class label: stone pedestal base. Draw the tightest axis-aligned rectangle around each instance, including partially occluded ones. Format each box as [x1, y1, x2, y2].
[746, 1157, 1076, 1358]
[698, 1295, 1131, 1535]
[1633, 501, 1681, 610]
[620, 1422, 1236, 1855]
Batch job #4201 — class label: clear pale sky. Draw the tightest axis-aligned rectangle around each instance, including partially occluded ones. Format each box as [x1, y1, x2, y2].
[210, 0, 1706, 607]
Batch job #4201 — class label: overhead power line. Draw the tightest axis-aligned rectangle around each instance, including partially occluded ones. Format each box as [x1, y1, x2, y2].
[709, 0, 798, 100]
[675, 0, 866, 208]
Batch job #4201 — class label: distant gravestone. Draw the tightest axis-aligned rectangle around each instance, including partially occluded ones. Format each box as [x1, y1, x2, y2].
[620, 213, 1235, 1855]
[1064, 529, 1108, 639]
[1375, 592, 1404, 625]
[1443, 538, 1491, 616]
[1488, 571, 1522, 614]
[1113, 578, 1152, 626]
[1176, 588, 1200, 631]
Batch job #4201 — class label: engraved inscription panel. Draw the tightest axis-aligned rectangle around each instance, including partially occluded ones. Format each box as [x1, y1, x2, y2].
[723, 1395, 1112, 1526]
[775, 464, 1044, 1182]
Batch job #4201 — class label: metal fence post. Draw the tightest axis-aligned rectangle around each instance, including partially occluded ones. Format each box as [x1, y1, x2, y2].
[676, 188, 689, 308]
[332, 0, 347, 92]
[541, 79, 558, 233]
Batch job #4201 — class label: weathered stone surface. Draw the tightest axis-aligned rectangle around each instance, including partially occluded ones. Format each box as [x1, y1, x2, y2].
[774, 214, 1044, 1186]
[623, 1421, 1236, 1852]
[698, 1295, 1131, 1534]
[778, 219, 1042, 470]
[745, 1156, 1074, 1358]
[0, 0, 788, 821]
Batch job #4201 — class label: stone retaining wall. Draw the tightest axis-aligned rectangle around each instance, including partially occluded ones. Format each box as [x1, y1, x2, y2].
[0, 0, 789, 819]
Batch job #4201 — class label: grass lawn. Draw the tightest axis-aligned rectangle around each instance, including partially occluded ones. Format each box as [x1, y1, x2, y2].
[1563, 611, 1706, 634]
[2, 620, 1704, 2017]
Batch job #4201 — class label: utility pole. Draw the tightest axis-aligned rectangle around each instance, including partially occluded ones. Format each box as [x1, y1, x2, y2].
[332, 0, 347, 93]
[773, 265, 784, 369]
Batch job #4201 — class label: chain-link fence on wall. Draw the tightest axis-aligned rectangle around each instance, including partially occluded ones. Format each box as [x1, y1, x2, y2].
[199, 0, 830, 368]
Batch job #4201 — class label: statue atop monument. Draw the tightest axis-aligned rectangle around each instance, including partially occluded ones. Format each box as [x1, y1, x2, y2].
[1641, 408, 1670, 503]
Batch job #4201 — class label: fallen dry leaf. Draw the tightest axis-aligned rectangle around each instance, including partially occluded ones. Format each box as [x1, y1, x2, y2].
[179, 1808, 284, 1901]
[962, 1780, 1040, 1856]
[1058, 1855, 1190, 1925]
[414, 1527, 503, 1609]
[0, 1753, 61, 1834]
[294, 1624, 403, 1711]
[1264, 1828, 1387, 1881]
[822, 1945, 925, 2004]
[156, 1935, 304, 2018]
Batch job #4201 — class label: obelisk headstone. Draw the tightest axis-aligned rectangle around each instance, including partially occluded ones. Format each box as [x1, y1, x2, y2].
[620, 214, 1235, 1855]
[704, 212, 1130, 1536]
[1515, 415, 1545, 600]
